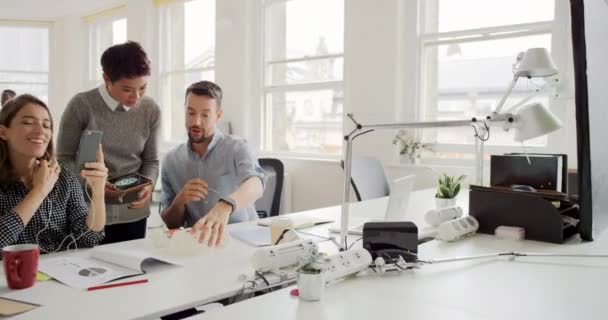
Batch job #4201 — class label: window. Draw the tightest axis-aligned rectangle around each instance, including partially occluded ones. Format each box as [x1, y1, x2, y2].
[0, 23, 49, 102]
[86, 7, 127, 87]
[158, 0, 215, 143]
[262, 0, 344, 156]
[420, 0, 557, 157]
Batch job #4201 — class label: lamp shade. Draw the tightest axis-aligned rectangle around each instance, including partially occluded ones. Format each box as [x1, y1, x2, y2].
[515, 48, 558, 78]
[513, 102, 562, 142]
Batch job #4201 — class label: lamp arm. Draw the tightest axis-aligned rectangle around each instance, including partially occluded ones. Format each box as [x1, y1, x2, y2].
[501, 87, 543, 115]
[494, 75, 520, 115]
[340, 114, 490, 250]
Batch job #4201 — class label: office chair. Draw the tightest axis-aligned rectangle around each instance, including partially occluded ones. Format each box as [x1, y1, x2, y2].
[255, 158, 285, 218]
[341, 155, 390, 201]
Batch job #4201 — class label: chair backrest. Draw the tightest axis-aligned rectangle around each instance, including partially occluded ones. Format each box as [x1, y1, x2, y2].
[341, 155, 390, 201]
[255, 158, 285, 218]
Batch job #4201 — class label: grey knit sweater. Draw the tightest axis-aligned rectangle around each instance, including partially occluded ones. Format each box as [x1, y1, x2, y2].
[56, 87, 161, 225]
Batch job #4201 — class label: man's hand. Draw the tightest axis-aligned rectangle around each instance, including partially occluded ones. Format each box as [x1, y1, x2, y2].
[192, 201, 232, 247]
[174, 179, 209, 207]
[129, 185, 153, 209]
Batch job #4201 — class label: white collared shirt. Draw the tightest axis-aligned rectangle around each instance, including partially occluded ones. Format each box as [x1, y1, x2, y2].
[98, 85, 131, 112]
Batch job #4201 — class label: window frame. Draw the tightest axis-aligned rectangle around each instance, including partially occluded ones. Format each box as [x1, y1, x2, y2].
[84, 7, 127, 88]
[0, 20, 51, 103]
[417, 1, 565, 159]
[260, 0, 345, 158]
[157, 0, 216, 146]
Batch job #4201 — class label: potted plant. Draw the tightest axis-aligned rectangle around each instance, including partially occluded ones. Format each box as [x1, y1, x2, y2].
[435, 173, 465, 209]
[392, 130, 433, 164]
[296, 253, 326, 301]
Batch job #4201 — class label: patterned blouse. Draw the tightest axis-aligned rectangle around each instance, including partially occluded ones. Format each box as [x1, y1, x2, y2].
[0, 168, 104, 253]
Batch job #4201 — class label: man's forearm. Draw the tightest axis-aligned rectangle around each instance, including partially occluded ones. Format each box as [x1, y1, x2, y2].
[229, 177, 264, 212]
[161, 199, 187, 228]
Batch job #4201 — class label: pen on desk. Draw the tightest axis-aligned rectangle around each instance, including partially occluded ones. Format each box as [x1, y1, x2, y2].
[87, 279, 149, 291]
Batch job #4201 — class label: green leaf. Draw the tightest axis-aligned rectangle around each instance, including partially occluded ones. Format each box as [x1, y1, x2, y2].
[452, 184, 461, 197]
[438, 185, 450, 198]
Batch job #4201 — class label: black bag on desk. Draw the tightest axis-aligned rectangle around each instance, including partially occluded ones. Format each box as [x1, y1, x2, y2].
[468, 185, 580, 243]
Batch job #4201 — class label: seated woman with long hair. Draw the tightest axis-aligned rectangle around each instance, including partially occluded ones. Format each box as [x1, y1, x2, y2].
[0, 94, 107, 252]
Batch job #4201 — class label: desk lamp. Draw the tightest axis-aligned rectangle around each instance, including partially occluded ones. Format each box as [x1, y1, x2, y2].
[339, 48, 561, 250]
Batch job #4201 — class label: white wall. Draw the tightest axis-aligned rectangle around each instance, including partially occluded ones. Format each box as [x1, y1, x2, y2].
[39, 0, 577, 213]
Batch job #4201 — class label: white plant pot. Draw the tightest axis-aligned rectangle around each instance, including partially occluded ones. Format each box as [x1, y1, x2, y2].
[435, 197, 456, 209]
[297, 271, 325, 301]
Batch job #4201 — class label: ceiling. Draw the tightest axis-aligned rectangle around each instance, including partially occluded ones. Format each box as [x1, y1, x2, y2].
[0, 0, 124, 21]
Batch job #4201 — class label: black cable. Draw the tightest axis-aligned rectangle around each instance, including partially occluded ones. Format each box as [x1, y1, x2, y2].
[471, 122, 490, 142]
[255, 271, 270, 287]
[347, 237, 363, 250]
[273, 229, 290, 245]
[254, 271, 273, 293]
[342, 235, 349, 252]
[352, 129, 374, 141]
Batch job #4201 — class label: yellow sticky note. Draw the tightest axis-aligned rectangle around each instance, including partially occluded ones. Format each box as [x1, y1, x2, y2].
[36, 272, 51, 281]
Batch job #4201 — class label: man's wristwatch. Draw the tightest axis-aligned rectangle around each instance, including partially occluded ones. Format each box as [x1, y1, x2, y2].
[218, 196, 236, 214]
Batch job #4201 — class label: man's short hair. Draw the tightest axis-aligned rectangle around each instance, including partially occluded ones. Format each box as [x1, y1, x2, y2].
[1, 90, 16, 105]
[101, 41, 151, 83]
[185, 81, 223, 110]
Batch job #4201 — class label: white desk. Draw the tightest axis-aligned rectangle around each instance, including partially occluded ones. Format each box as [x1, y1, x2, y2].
[191, 191, 608, 320]
[4, 190, 608, 320]
[0, 190, 398, 320]
[195, 233, 608, 320]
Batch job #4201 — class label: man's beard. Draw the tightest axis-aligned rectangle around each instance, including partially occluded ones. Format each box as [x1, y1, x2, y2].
[188, 129, 213, 144]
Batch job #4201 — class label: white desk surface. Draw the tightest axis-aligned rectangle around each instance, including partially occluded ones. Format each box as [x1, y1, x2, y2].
[0, 188, 401, 320]
[192, 191, 608, 320]
[4, 189, 608, 320]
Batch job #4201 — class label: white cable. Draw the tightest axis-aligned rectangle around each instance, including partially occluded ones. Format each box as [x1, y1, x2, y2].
[65, 178, 97, 251]
[35, 196, 77, 253]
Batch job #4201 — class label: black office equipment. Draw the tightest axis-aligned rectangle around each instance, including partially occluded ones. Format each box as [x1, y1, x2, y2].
[490, 154, 565, 192]
[362, 222, 418, 262]
[469, 185, 579, 244]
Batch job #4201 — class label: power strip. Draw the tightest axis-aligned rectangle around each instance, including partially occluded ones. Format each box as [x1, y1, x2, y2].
[251, 239, 318, 272]
[313, 248, 372, 283]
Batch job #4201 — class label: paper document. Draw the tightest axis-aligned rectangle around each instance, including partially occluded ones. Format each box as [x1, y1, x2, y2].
[0, 297, 39, 317]
[230, 225, 272, 247]
[39, 248, 179, 289]
[257, 216, 334, 229]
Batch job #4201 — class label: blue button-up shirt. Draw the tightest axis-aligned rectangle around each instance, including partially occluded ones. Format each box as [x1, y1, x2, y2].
[160, 131, 265, 227]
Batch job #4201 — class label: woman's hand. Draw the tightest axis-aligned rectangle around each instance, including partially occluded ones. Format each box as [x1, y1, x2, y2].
[81, 145, 108, 195]
[31, 158, 60, 197]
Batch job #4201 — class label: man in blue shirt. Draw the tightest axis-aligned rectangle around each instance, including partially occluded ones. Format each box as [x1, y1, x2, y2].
[161, 81, 265, 247]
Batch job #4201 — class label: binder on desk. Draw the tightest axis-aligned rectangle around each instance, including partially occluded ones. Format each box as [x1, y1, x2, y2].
[468, 185, 580, 243]
[490, 153, 567, 192]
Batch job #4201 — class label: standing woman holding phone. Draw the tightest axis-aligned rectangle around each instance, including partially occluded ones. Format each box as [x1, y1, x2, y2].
[0, 94, 107, 251]
[57, 41, 161, 244]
